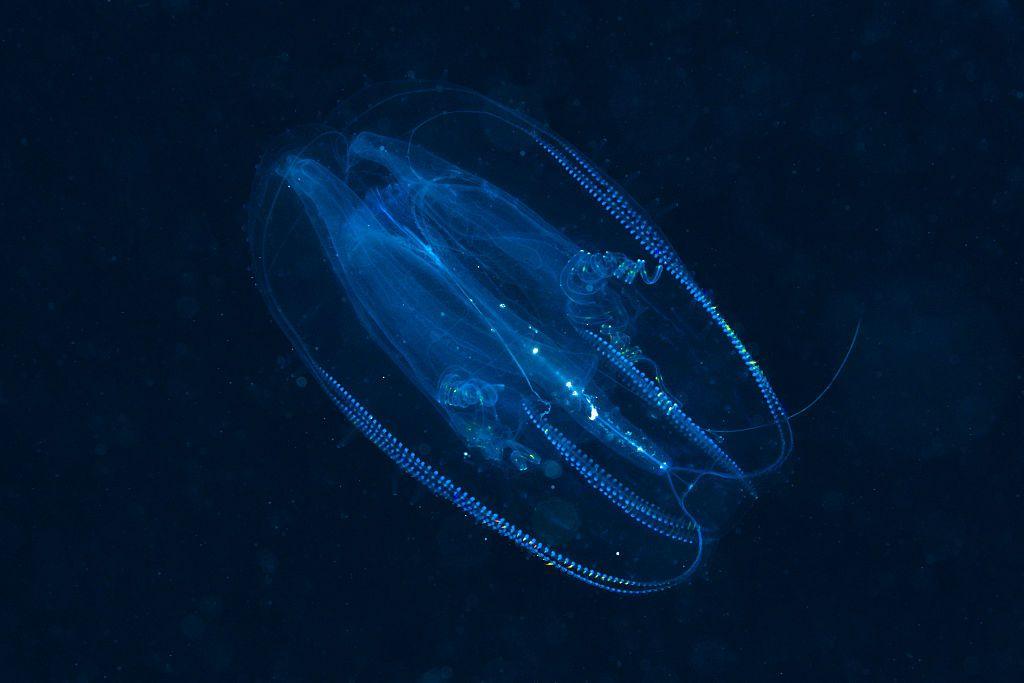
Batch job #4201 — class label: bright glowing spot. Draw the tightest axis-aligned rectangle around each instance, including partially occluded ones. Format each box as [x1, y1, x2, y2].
[531, 347, 539, 355]
[588, 406, 599, 421]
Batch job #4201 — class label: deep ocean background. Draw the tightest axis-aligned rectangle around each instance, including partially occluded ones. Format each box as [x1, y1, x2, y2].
[5, 1, 1023, 681]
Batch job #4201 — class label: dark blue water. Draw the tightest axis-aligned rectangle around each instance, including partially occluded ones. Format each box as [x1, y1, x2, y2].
[6, 2, 1022, 680]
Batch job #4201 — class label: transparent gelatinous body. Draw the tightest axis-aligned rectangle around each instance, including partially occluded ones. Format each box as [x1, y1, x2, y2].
[248, 82, 792, 593]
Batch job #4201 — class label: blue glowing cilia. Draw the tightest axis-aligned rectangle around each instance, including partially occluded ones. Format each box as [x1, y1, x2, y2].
[248, 82, 792, 593]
